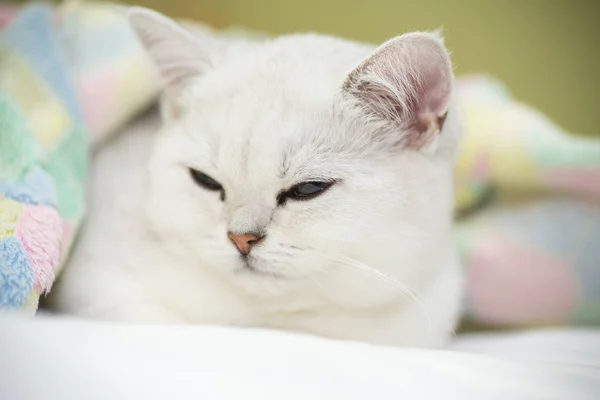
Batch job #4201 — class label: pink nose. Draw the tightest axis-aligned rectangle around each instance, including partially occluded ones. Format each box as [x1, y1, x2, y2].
[228, 232, 264, 255]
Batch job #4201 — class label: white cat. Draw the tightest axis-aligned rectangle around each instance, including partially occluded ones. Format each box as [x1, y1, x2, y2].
[48, 7, 463, 348]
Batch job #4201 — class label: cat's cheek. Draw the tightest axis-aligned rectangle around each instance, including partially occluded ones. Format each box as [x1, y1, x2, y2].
[143, 179, 206, 237]
[318, 272, 406, 309]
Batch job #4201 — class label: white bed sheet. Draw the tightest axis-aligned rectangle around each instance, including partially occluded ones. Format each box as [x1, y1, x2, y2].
[1, 316, 599, 400]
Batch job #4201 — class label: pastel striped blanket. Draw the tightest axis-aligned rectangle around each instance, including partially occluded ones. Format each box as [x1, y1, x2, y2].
[0, 2, 159, 312]
[0, 2, 598, 329]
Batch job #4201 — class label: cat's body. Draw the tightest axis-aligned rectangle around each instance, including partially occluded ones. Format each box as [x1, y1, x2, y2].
[48, 8, 463, 347]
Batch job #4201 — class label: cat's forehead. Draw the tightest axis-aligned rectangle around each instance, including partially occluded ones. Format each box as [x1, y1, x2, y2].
[177, 37, 378, 186]
[184, 88, 356, 186]
[187, 66, 335, 144]
[188, 34, 371, 113]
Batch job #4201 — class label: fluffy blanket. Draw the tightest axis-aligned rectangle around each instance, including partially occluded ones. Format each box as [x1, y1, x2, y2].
[0, 2, 159, 312]
[0, 2, 598, 329]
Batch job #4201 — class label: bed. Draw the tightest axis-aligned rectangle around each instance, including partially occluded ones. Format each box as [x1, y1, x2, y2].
[1, 316, 599, 399]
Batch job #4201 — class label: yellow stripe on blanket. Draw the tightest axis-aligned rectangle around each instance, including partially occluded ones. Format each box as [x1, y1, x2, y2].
[455, 103, 542, 211]
[0, 50, 71, 149]
[0, 196, 23, 239]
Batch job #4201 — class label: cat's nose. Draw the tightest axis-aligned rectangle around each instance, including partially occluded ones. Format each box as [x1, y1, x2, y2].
[227, 232, 264, 255]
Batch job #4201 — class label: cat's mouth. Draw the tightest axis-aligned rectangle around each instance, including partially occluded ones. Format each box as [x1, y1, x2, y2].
[235, 258, 283, 279]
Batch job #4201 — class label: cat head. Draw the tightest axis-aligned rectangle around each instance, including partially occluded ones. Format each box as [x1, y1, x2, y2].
[128, 8, 460, 310]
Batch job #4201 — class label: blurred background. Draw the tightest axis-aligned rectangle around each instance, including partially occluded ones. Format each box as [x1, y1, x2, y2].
[106, 0, 600, 136]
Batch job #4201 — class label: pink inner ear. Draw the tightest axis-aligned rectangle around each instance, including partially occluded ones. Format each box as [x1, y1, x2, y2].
[420, 64, 452, 115]
[407, 62, 452, 148]
[344, 33, 453, 149]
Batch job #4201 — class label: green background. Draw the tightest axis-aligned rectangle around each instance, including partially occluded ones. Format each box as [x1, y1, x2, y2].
[129, 0, 599, 136]
[23, 0, 600, 135]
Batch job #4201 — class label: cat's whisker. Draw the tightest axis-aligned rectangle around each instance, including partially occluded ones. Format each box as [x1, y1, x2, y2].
[299, 250, 433, 337]
[294, 247, 429, 302]
[120, 242, 433, 338]
[263, 244, 428, 300]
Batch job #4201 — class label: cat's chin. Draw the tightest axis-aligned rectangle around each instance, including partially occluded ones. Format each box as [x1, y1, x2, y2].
[233, 262, 286, 279]
[224, 260, 319, 303]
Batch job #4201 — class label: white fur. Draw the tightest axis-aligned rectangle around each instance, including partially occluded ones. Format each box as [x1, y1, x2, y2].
[48, 8, 463, 348]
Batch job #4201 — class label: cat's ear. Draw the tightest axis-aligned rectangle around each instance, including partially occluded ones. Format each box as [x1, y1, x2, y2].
[128, 7, 211, 95]
[343, 32, 453, 150]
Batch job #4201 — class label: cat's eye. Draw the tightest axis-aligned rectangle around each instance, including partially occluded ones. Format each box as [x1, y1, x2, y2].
[278, 181, 335, 204]
[189, 168, 224, 198]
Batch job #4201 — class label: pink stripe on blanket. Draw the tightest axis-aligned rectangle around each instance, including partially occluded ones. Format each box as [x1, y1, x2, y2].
[15, 205, 63, 293]
[466, 234, 577, 326]
[0, 5, 18, 28]
[543, 168, 600, 199]
[76, 68, 119, 136]
[469, 150, 492, 181]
